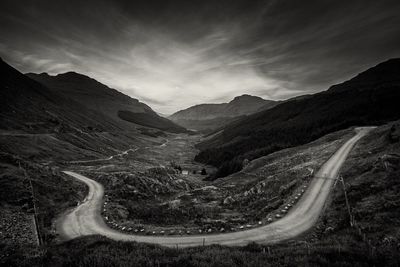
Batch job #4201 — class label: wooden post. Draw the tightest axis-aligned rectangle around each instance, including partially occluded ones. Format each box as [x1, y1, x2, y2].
[340, 176, 353, 227]
[336, 240, 341, 255]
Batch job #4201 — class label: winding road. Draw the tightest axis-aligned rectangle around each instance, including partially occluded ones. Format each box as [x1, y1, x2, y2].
[58, 127, 374, 247]
[68, 147, 139, 164]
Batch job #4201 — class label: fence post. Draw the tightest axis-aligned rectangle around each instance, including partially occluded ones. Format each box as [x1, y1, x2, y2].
[340, 176, 353, 227]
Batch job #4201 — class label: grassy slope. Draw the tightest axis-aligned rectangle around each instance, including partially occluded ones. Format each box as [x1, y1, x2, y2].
[170, 116, 240, 132]
[314, 120, 400, 246]
[169, 96, 278, 132]
[214, 128, 355, 221]
[0, 59, 161, 250]
[195, 59, 400, 178]
[28, 72, 188, 134]
[2, 121, 400, 266]
[71, 129, 351, 232]
[118, 110, 189, 134]
[0, 153, 87, 245]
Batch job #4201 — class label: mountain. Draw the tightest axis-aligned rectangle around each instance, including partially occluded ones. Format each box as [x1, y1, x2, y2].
[195, 58, 400, 179]
[0, 59, 123, 134]
[0, 58, 166, 161]
[169, 94, 278, 131]
[27, 72, 187, 133]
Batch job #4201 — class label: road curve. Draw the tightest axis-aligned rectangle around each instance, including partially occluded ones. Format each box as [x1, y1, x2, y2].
[57, 127, 374, 247]
[69, 147, 139, 164]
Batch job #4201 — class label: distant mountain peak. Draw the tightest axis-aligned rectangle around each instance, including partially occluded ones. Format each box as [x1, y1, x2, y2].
[169, 94, 279, 131]
[55, 71, 95, 82]
[230, 94, 267, 103]
[232, 94, 261, 100]
[25, 72, 50, 77]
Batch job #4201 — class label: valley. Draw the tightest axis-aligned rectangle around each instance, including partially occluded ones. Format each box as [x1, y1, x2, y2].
[57, 127, 374, 247]
[3, 120, 399, 266]
[2, 1, 400, 265]
[53, 126, 351, 239]
[1, 56, 399, 266]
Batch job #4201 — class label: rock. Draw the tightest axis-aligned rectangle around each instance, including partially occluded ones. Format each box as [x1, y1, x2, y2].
[223, 196, 234, 205]
[381, 154, 400, 170]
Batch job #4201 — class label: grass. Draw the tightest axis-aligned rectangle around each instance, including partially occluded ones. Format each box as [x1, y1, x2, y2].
[2, 121, 400, 266]
[0, 152, 87, 244]
[2, 235, 397, 267]
[314, 120, 400, 247]
[71, 127, 355, 233]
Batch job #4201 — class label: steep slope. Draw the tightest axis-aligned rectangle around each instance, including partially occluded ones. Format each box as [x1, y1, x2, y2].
[224, 94, 277, 117]
[195, 58, 400, 178]
[0, 58, 122, 133]
[169, 94, 278, 131]
[27, 72, 187, 133]
[0, 58, 149, 162]
[171, 103, 227, 121]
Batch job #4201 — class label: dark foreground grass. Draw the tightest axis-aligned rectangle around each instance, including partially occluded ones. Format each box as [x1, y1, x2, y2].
[1, 235, 398, 267]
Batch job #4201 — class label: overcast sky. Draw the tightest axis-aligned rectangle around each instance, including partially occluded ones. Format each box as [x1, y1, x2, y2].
[1, 0, 400, 114]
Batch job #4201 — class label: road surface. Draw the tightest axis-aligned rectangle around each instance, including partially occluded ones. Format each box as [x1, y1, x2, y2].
[57, 127, 374, 247]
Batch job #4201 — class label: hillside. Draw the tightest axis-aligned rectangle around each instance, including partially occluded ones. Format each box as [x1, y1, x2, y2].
[0, 58, 158, 163]
[169, 95, 278, 131]
[3, 121, 399, 266]
[27, 72, 187, 133]
[195, 58, 400, 178]
[0, 58, 153, 248]
[0, 59, 122, 134]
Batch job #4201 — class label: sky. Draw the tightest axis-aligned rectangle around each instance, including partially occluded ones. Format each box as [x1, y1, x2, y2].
[1, 0, 400, 114]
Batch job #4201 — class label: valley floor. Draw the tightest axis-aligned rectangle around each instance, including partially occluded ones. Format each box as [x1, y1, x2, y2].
[57, 127, 375, 247]
[1, 121, 400, 266]
[79, 128, 360, 236]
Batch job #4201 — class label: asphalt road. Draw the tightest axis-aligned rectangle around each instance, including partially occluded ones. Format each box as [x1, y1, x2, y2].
[58, 127, 374, 247]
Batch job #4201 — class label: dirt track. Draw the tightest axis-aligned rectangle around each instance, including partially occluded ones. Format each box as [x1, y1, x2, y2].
[57, 127, 374, 247]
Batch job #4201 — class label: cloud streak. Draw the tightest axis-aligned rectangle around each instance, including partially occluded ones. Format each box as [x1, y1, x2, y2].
[1, 0, 399, 114]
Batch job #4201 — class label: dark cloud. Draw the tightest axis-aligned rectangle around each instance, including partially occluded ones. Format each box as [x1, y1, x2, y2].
[0, 0, 399, 113]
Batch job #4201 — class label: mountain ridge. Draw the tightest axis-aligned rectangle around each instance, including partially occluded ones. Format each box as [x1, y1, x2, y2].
[169, 94, 279, 132]
[0, 58, 124, 134]
[27, 71, 187, 133]
[195, 58, 400, 178]
[170, 94, 277, 120]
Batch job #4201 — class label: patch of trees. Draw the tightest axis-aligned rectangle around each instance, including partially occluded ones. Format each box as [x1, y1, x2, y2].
[117, 110, 188, 133]
[196, 80, 400, 179]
